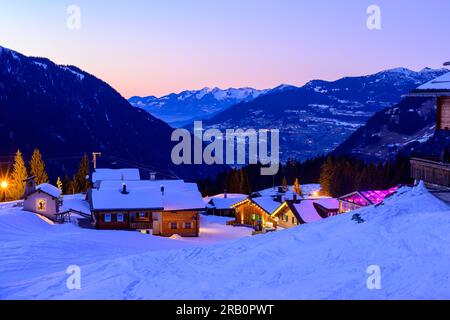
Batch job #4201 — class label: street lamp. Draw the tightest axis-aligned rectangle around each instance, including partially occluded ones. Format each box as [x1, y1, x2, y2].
[1, 180, 8, 202]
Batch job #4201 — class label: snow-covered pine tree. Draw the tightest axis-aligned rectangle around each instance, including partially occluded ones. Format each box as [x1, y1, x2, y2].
[30, 149, 49, 185]
[9, 150, 28, 200]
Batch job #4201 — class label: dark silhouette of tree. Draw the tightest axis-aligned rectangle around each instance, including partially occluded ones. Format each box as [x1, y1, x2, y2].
[71, 154, 91, 194]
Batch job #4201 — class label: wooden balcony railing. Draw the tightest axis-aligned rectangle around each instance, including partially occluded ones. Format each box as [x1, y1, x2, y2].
[410, 158, 450, 187]
[129, 222, 152, 230]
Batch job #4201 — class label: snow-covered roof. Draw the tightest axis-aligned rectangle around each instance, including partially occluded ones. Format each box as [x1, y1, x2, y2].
[60, 194, 91, 215]
[412, 71, 450, 94]
[92, 168, 141, 183]
[255, 184, 320, 199]
[35, 183, 62, 198]
[98, 179, 193, 191]
[313, 198, 340, 210]
[90, 188, 164, 211]
[204, 193, 248, 201]
[252, 197, 282, 214]
[273, 198, 339, 224]
[292, 200, 324, 223]
[90, 180, 205, 211]
[204, 193, 248, 209]
[163, 189, 206, 211]
[209, 197, 248, 210]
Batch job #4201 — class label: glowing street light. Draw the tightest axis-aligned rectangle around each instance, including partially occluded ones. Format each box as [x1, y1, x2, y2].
[1, 180, 8, 202]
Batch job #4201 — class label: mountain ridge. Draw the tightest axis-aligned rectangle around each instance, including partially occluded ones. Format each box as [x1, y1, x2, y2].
[196, 67, 449, 161]
[0, 45, 218, 181]
[129, 86, 271, 127]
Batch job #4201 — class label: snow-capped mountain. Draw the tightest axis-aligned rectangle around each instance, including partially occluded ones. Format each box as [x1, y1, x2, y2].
[332, 96, 438, 160]
[129, 87, 271, 127]
[333, 95, 450, 163]
[198, 67, 449, 161]
[0, 45, 218, 180]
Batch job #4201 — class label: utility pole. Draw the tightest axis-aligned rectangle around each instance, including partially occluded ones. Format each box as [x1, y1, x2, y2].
[92, 152, 102, 170]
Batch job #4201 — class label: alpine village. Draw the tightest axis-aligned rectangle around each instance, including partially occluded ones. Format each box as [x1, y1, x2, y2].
[0, 69, 449, 238]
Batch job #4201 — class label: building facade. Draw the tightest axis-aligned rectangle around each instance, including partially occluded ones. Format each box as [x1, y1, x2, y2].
[410, 71, 450, 186]
[22, 178, 62, 220]
[88, 174, 205, 237]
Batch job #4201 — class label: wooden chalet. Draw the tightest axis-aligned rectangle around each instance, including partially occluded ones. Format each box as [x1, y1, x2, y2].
[88, 178, 205, 237]
[409, 70, 450, 186]
[231, 197, 281, 230]
[271, 198, 339, 228]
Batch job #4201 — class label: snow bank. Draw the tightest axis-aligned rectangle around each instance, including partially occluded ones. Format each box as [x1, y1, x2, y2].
[1, 185, 449, 300]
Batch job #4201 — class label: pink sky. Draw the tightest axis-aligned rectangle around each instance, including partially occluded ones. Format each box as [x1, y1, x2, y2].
[1, 0, 449, 97]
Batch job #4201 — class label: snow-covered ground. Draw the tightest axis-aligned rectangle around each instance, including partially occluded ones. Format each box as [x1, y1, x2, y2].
[1, 184, 450, 299]
[0, 207, 251, 299]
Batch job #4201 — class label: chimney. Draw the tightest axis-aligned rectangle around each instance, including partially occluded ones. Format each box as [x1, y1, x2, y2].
[161, 185, 165, 196]
[293, 193, 297, 202]
[121, 182, 129, 194]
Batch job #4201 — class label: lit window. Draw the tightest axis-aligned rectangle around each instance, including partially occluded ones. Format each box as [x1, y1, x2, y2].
[36, 199, 47, 212]
[185, 222, 192, 229]
[117, 213, 125, 222]
[104, 214, 112, 223]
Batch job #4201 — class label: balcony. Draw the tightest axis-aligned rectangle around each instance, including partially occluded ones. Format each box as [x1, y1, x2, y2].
[410, 157, 450, 187]
[129, 222, 153, 230]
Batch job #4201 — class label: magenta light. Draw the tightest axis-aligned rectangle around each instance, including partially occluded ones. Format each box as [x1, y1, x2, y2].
[342, 186, 399, 206]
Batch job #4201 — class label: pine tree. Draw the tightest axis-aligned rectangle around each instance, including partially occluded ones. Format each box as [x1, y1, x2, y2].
[293, 178, 303, 196]
[226, 169, 240, 193]
[238, 169, 251, 195]
[56, 177, 63, 192]
[30, 149, 49, 185]
[63, 175, 72, 194]
[281, 176, 288, 191]
[9, 150, 28, 200]
[72, 154, 91, 193]
[319, 157, 334, 196]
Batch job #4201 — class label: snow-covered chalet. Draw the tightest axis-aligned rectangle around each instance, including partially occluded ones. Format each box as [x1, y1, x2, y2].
[87, 168, 205, 237]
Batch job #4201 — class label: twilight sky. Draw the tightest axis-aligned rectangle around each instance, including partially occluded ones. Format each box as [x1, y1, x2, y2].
[1, 0, 449, 98]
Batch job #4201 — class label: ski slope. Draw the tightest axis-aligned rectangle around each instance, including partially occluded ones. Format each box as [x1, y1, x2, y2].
[1, 184, 450, 300]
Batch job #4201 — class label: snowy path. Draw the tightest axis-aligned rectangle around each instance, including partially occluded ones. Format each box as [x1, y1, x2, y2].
[1, 184, 450, 299]
[0, 210, 252, 298]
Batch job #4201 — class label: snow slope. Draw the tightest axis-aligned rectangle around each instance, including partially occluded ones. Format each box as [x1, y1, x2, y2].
[1, 184, 450, 299]
[0, 210, 251, 299]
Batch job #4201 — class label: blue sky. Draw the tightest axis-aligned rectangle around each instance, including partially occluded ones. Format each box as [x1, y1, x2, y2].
[1, 0, 449, 97]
